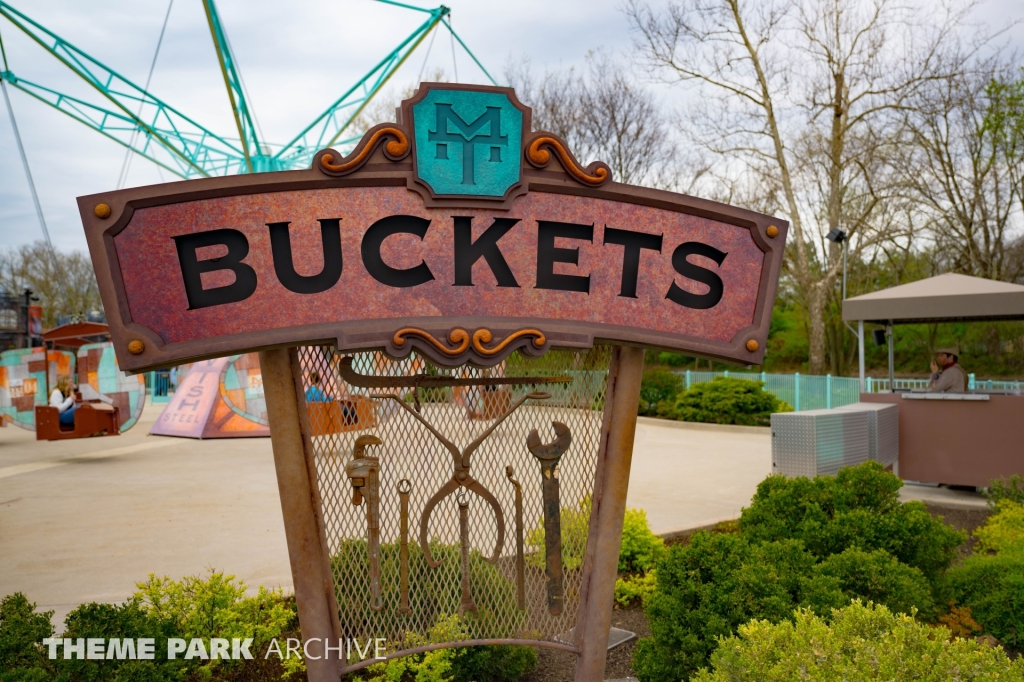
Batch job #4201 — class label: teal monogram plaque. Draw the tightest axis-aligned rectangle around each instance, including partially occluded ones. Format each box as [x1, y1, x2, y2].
[412, 88, 523, 197]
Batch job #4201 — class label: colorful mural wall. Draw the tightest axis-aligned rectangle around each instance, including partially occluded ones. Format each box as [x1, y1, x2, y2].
[149, 353, 269, 438]
[76, 343, 147, 431]
[0, 349, 75, 429]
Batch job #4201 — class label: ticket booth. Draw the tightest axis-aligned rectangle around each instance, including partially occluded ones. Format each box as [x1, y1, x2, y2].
[843, 273, 1024, 487]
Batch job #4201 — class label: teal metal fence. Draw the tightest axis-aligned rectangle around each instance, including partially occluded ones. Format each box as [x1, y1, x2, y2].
[674, 370, 1024, 411]
[673, 370, 862, 411]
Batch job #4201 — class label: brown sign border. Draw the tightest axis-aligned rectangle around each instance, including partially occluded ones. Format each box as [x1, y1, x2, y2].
[78, 85, 788, 374]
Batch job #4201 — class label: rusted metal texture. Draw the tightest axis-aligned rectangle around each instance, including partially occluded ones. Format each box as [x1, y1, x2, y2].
[505, 465, 526, 610]
[346, 434, 385, 612]
[258, 348, 339, 682]
[397, 478, 412, 617]
[572, 345, 644, 682]
[296, 346, 610, 663]
[527, 422, 573, 616]
[108, 188, 763, 356]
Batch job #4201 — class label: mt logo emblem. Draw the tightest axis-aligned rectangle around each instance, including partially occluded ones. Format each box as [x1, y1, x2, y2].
[411, 88, 524, 198]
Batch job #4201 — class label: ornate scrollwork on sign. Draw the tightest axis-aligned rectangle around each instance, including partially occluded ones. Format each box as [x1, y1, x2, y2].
[389, 327, 548, 366]
[525, 135, 611, 186]
[316, 125, 410, 176]
[471, 328, 545, 356]
[392, 327, 471, 356]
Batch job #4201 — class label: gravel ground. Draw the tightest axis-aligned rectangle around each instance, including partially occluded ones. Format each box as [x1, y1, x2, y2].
[521, 602, 650, 682]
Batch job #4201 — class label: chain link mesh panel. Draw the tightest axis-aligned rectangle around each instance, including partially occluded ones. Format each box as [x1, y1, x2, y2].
[297, 345, 611, 646]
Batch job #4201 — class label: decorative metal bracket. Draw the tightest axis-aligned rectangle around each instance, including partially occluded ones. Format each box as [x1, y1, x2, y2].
[386, 327, 549, 367]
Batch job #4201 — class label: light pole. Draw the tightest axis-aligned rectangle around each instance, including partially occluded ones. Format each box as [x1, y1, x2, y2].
[826, 228, 847, 300]
[827, 228, 864, 389]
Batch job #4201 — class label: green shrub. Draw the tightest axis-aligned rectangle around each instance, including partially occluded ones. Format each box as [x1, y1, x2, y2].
[632, 532, 843, 681]
[352, 613, 536, 682]
[333, 539, 522, 640]
[0, 572, 300, 682]
[135, 571, 299, 677]
[0, 593, 53, 678]
[526, 496, 591, 572]
[986, 475, 1024, 507]
[975, 501, 1024, 555]
[739, 462, 965, 586]
[692, 601, 1024, 681]
[659, 377, 791, 426]
[449, 639, 537, 682]
[638, 369, 682, 416]
[949, 501, 1024, 652]
[634, 464, 964, 680]
[615, 571, 657, 607]
[618, 508, 664, 573]
[814, 547, 936, 619]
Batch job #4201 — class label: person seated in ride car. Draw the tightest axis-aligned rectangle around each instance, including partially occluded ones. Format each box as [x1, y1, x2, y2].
[50, 375, 79, 426]
[304, 371, 330, 402]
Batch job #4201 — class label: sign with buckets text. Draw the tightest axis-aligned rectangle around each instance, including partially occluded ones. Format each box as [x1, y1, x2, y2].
[80, 84, 787, 682]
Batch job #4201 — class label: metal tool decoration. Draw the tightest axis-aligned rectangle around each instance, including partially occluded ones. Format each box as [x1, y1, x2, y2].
[527, 421, 572, 616]
[457, 490, 478, 616]
[339, 355, 571, 389]
[375, 391, 552, 568]
[505, 465, 526, 610]
[346, 434, 384, 612]
[397, 478, 412, 616]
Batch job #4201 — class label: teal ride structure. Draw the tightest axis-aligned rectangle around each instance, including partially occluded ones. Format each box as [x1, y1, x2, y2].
[0, 0, 496, 180]
[0, 0, 495, 437]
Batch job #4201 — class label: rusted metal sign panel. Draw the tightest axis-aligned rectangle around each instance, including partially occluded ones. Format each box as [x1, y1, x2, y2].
[78, 84, 786, 374]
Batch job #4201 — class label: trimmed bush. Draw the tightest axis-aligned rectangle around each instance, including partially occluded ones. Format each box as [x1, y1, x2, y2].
[638, 369, 683, 416]
[986, 475, 1024, 507]
[692, 601, 1024, 681]
[950, 500, 1024, 652]
[974, 500, 1024, 555]
[632, 533, 841, 681]
[634, 463, 965, 681]
[615, 571, 657, 608]
[739, 462, 965, 586]
[0, 593, 54, 678]
[814, 547, 936, 619]
[332, 539, 522, 639]
[659, 377, 791, 426]
[352, 613, 536, 682]
[618, 508, 665, 573]
[0, 572, 299, 682]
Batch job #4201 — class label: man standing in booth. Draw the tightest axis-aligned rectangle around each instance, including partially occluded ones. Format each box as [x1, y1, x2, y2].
[929, 347, 967, 393]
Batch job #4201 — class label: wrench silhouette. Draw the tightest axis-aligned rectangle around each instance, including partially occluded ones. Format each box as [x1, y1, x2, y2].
[527, 421, 572, 615]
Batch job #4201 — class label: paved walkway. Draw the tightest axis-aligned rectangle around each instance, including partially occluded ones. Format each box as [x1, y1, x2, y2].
[0, 402, 985, 629]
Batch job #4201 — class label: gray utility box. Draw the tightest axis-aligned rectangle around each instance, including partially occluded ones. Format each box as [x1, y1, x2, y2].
[832, 402, 899, 468]
[771, 409, 871, 477]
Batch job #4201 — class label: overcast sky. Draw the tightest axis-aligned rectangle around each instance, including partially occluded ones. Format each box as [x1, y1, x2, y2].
[1, 0, 1022, 253]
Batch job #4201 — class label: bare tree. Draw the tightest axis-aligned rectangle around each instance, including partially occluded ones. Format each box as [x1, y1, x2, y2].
[507, 52, 687, 189]
[899, 61, 1024, 281]
[0, 242, 103, 328]
[627, 0, 975, 373]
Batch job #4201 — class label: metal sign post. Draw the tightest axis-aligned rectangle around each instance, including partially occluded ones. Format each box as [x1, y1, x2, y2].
[78, 83, 787, 682]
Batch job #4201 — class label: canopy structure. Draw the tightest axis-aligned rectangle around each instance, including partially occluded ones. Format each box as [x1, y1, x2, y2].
[42, 322, 110, 349]
[842, 273, 1024, 389]
[843, 273, 1024, 325]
